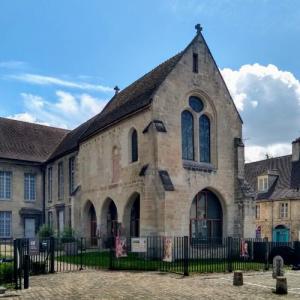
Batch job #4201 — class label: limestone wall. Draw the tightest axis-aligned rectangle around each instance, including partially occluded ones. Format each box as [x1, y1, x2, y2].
[0, 160, 43, 238]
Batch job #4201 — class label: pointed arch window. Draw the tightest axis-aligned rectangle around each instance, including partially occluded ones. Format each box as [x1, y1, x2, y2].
[181, 110, 194, 160]
[131, 129, 138, 162]
[199, 115, 211, 163]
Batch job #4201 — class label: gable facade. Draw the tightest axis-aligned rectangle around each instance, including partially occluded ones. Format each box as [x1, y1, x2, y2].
[0, 28, 256, 240]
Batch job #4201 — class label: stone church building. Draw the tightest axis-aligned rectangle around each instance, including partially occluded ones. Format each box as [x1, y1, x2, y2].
[0, 27, 256, 240]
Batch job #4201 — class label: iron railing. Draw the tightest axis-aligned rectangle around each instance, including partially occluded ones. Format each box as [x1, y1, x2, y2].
[4, 236, 300, 289]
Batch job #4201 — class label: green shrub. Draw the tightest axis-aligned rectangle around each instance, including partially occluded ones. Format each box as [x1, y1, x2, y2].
[0, 263, 13, 283]
[38, 224, 54, 239]
[61, 227, 76, 243]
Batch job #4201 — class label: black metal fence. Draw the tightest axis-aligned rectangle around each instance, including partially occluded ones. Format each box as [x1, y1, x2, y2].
[2, 236, 299, 289]
[0, 238, 14, 287]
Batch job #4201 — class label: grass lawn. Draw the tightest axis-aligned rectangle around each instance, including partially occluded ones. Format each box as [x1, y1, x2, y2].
[56, 251, 266, 273]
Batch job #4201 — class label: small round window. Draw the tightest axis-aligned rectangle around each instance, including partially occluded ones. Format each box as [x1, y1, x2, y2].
[189, 96, 204, 113]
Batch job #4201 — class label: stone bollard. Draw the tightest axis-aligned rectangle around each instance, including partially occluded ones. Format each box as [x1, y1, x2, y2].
[0, 286, 6, 294]
[233, 271, 243, 286]
[276, 276, 288, 295]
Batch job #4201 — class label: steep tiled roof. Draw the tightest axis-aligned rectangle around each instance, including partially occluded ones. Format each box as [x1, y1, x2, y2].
[80, 52, 184, 141]
[0, 118, 68, 163]
[245, 155, 300, 200]
[48, 115, 97, 162]
[48, 52, 184, 160]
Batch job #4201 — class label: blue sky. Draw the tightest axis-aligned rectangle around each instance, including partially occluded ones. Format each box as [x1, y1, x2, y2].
[0, 0, 300, 161]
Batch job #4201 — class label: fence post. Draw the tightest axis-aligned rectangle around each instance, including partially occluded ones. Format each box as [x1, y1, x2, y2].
[49, 237, 55, 273]
[264, 237, 269, 271]
[23, 254, 29, 289]
[13, 239, 19, 289]
[80, 238, 83, 270]
[227, 237, 233, 272]
[183, 236, 189, 276]
[109, 237, 114, 270]
[293, 241, 300, 266]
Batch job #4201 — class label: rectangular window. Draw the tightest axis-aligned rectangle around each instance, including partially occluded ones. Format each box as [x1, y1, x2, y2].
[0, 211, 12, 238]
[258, 176, 268, 192]
[279, 202, 288, 219]
[255, 204, 260, 219]
[0, 171, 12, 200]
[48, 167, 52, 202]
[69, 157, 75, 195]
[24, 173, 36, 201]
[193, 53, 198, 73]
[48, 211, 53, 227]
[58, 162, 64, 200]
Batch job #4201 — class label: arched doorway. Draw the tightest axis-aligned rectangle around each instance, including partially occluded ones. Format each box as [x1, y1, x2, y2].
[130, 195, 140, 237]
[123, 193, 140, 237]
[107, 200, 118, 238]
[83, 201, 97, 246]
[190, 189, 223, 241]
[89, 205, 97, 246]
[273, 225, 290, 242]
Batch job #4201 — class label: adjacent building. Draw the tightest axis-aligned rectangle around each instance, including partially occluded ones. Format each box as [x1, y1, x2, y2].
[0, 118, 68, 238]
[245, 139, 300, 242]
[0, 27, 256, 240]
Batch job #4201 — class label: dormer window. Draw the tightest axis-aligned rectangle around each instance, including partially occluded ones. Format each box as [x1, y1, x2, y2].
[258, 176, 268, 192]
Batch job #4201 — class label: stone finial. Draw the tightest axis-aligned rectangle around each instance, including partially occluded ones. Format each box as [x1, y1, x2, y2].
[195, 24, 203, 34]
[114, 86, 120, 95]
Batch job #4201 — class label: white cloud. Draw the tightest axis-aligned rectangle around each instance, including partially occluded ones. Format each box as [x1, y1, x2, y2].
[221, 63, 300, 162]
[55, 91, 78, 114]
[7, 112, 49, 126]
[0, 61, 27, 69]
[8, 73, 113, 92]
[13, 91, 109, 129]
[245, 143, 292, 163]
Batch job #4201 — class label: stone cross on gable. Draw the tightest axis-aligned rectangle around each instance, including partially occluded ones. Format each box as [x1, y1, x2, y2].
[114, 86, 120, 95]
[195, 24, 203, 34]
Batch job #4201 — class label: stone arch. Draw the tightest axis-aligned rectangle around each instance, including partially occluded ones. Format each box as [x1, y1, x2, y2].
[122, 192, 140, 237]
[100, 198, 118, 239]
[82, 200, 97, 244]
[189, 188, 224, 240]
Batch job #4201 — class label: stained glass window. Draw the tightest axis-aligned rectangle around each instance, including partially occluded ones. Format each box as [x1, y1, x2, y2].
[199, 115, 211, 163]
[181, 110, 194, 160]
[189, 96, 203, 113]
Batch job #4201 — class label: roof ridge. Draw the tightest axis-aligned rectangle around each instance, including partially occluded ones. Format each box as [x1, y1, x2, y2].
[0, 117, 70, 132]
[100, 50, 184, 116]
[245, 154, 292, 165]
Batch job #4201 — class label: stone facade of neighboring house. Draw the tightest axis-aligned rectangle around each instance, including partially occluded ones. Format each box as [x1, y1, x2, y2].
[0, 27, 256, 240]
[245, 138, 300, 242]
[0, 118, 68, 238]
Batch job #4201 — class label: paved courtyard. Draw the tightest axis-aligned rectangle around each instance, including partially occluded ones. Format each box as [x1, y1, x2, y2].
[3, 270, 300, 299]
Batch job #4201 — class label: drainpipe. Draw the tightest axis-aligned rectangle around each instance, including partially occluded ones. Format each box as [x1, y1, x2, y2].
[42, 165, 46, 225]
[271, 199, 274, 242]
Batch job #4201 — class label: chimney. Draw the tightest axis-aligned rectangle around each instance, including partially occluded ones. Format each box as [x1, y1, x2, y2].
[292, 137, 300, 161]
[234, 137, 245, 179]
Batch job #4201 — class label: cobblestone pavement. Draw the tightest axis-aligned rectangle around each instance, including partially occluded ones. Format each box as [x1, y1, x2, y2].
[3, 270, 300, 299]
